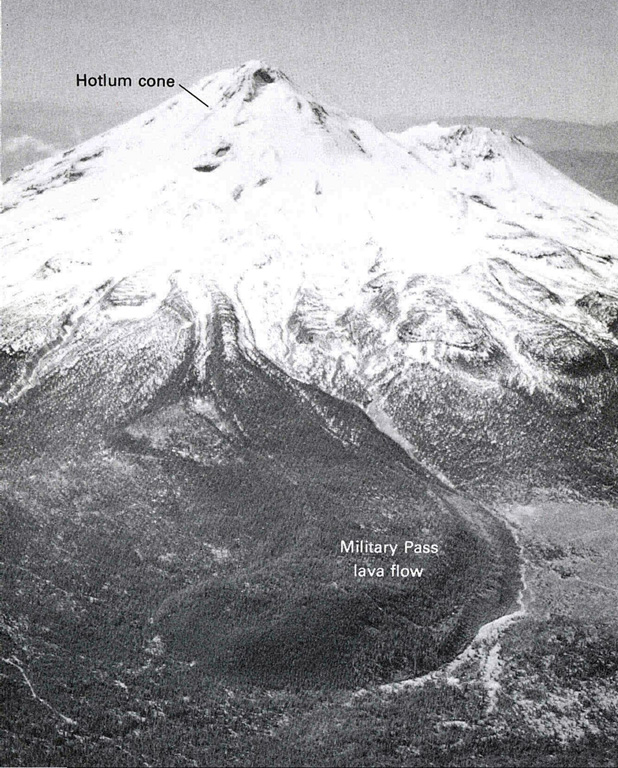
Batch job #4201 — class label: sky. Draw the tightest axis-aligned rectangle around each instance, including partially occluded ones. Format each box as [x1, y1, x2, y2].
[3, 0, 617, 123]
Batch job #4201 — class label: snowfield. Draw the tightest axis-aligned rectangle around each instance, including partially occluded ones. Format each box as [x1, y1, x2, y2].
[2, 61, 617, 373]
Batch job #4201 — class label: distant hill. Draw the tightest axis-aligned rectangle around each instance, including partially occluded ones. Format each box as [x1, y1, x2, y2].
[2, 99, 136, 180]
[541, 149, 618, 205]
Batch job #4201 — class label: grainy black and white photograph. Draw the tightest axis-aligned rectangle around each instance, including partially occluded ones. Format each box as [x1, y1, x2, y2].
[2, 1, 618, 766]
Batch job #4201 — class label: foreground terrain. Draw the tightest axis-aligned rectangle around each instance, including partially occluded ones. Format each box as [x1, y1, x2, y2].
[2, 497, 616, 766]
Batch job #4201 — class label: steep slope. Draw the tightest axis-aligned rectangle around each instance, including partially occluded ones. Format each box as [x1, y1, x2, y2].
[0, 280, 519, 703]
[3, 62, 618, 501]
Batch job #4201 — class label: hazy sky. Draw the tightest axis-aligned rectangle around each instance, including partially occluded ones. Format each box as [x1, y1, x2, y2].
[3, 0, 618, 123]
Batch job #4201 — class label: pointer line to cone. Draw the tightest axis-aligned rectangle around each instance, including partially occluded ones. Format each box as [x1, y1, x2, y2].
[178, 83, 210, 109]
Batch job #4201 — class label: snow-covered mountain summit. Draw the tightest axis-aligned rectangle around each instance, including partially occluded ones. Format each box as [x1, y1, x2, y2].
[2, 60, 618, 497]
[391, 122, 605, 211]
